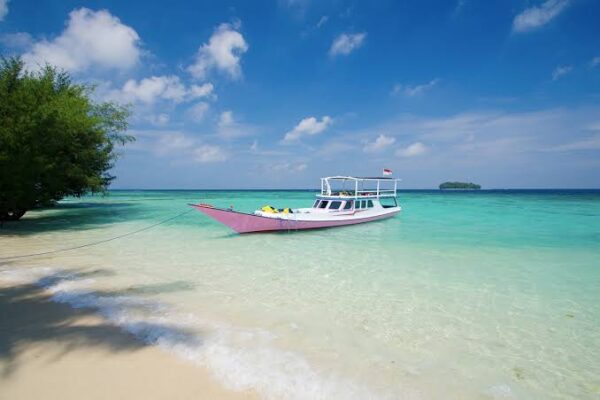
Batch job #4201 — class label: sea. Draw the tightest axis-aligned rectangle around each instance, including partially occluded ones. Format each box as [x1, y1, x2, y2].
[1, 189, 599, 399]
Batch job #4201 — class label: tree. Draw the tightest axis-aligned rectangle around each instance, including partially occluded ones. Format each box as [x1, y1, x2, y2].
[439, 181, 481, 190]
[0, 57, 133, 222]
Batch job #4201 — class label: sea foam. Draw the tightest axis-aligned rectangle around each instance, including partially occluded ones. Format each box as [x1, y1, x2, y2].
[0, 267, 395, 400]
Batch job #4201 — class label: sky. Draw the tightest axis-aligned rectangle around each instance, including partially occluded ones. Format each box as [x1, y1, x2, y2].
[1, 0, 599, 189]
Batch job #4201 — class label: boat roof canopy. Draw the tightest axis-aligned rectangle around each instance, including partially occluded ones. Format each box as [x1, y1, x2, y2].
[323, 176, 401, 182]
[320, 176, 400, 199]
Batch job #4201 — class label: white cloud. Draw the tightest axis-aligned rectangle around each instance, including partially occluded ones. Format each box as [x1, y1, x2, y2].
[189, 83, 215, 99]
[363, 134, 396, 153]
[395, 142, 427, 157]
[217, 110, 254, 138]
[22, 8, 141, 72]
[122, 76, 185, 103]
[364, 108, 600, 163]
[392, 79, 440, 97]
[0, 0, 8, 21]
[329, 32, 366, 56]
[589, 56, 600, 68]
[129, 130, 195, 155]
[219, 110, 234, 127]
[154, 132, 195, 155]
[512, 0, 570, 33]
[188, 22, 248, 80]
[131, 130, 227, 163]
[193, 144, 227, 163]
[0, 32, 33, 49]
[106, 76, 213, 104]
[189, 102, 210, 122]
[552, 65, 573, 80]
[283, 116, 333, 142]
[147, 113, 170, 126]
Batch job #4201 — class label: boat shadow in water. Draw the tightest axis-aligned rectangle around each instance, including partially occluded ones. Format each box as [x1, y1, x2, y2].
[0, 268, 200, 378]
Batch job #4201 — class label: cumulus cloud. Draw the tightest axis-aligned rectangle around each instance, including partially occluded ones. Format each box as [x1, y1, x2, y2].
[22, 8, 141, 72]
[283, 116, 333, 142]
[106, 76, 213, 104]
[193, 144, 228, 163]
[392, 79, 440, 97]
[219, 110, 235, 127]
[188, 102, 210, 122]
[189, 83, 215, 99]
[329, 32, 366, 56]
[188, 22, 248, 80]
[217, 110, 254, 138]
[0, 0, 8, 21]
[396, 142, 427, 157]
[552, 65, 573, 80]
[368, 108, 599, 161]
[154, 131, 195, 155]
[146, 113, 170, 126]
[512, 0, 569, 33]
[363, 134, 396, 153]
[131, 130, 227, 163]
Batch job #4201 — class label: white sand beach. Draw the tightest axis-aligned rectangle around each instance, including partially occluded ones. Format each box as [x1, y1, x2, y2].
[0, 281, 257, 400]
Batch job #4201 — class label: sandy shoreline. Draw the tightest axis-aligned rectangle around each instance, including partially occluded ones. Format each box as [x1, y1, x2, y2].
[0, 281, 257, 400]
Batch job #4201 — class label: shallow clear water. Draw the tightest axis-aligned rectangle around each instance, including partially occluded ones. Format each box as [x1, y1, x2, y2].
[1, 190, 599, 399]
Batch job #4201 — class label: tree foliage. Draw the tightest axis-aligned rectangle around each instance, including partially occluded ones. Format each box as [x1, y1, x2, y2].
[0, 57, 133, 221]
[439, 181, 481, 190]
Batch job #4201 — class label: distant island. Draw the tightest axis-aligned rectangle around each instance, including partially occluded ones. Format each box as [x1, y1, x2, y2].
[439, 181, 481, 190]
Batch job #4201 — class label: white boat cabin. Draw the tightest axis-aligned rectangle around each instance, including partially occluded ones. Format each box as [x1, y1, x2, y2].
[255, 176, 401, 219]
[313, 176, 400, 212]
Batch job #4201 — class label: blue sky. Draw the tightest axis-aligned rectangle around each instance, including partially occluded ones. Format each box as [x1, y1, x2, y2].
[1, 0, 599, 188]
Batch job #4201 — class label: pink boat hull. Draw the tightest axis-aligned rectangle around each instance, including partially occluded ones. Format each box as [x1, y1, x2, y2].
[190, 204, 400, 233]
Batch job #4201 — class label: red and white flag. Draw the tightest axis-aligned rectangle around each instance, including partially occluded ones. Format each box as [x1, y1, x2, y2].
[383, 168, 392, 176]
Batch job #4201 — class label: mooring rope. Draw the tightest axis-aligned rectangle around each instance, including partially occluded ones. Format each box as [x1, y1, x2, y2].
[0, 208, 194, 261]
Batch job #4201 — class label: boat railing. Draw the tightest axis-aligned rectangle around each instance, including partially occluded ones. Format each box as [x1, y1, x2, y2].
[318, 192, 396, 199]
[320, 176, 399, 199]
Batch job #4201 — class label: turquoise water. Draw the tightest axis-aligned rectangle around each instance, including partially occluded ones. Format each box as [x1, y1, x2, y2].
[1, 190, 599, 399]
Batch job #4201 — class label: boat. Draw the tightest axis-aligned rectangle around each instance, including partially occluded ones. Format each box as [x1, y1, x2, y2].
[190, 176, 402, 233]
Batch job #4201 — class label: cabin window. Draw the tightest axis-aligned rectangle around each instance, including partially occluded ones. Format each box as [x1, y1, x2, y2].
[313, 200, 320, 208]
[329, 201, 342, 210]
[380, 197, 397, 208]
[367, 200, 374, 208]
[318, 200, 329, 209]
[361, 200, 367, 208]
[343, 200, 353, 210]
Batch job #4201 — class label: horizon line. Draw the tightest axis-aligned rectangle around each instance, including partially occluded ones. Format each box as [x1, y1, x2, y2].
[107, 187, 600, 191]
